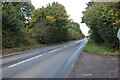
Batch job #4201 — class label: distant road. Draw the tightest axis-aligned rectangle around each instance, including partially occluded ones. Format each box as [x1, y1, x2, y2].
[1, 38, 88, 78]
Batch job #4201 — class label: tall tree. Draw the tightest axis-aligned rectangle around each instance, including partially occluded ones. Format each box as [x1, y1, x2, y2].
[30, 2, 70, 43]
[67, 22, 85, 40]
[2, 2, 34, 48]
[82, 2, 120, 49]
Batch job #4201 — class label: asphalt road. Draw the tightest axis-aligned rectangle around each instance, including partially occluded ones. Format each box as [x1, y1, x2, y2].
[1, 38, 88, 78]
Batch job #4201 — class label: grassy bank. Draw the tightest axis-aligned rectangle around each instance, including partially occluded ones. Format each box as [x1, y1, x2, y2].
[84, 42, 120, 55]
[2, 40, 73, 55]
[2, 44, 47, 55]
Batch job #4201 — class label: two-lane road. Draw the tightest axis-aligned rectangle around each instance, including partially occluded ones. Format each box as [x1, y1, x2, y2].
[1, 38, 88, 78]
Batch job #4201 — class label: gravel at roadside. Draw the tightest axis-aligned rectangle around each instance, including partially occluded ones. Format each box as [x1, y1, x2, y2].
[68, 52, 119, 78]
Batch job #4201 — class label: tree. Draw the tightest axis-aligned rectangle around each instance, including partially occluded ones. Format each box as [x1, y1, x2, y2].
[82, 2, 120, 49]
[30, 2, 70, 43]
[67, 22, 85, 40]
[2, 2, 34, 49]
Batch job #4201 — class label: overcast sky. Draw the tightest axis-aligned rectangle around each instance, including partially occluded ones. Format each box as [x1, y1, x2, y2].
[31, 0, 90, 36]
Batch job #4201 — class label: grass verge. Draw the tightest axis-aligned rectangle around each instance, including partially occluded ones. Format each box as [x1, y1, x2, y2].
[84, 42, 120, 55]
[2, 40, 71, 55]
[2, 44, 47, 55]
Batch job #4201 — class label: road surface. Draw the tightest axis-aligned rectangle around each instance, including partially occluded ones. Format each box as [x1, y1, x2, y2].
[1, 38, 88, 78]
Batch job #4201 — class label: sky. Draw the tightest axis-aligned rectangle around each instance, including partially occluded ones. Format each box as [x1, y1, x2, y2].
[31, 0, 90, 36]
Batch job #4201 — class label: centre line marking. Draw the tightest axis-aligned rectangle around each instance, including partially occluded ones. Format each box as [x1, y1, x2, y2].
[8, 48, 61, 68]
[48, 48, 60, 53]
[8, 54, 42, 68]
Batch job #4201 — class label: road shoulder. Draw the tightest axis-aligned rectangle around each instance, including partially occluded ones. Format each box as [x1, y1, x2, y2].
[68, 52, 119, 78]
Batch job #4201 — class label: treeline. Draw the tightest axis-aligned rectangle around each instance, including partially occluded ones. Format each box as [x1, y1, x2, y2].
[2, 2, 85, 49]
[82, 2, 120, 50]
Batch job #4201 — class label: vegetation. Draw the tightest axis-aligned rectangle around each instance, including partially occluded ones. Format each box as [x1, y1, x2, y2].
[29, 2, 85, 44]
[84, 41, 120, 55]
[2, 2, 35, 49]
[67, 22, 85, 40]
[2, 2, 85, 53]
[2, 44, 46, 55]
[2, 40, 68, 55]
[82, 2, 120, 50]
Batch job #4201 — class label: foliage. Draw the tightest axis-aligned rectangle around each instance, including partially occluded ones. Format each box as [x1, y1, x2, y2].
[67, 22, 85, 40]
[2, 2, 35, 49]
[2, 44, 46, 55]
[2, 2, 85, 50]
[82, 2, 120, 49]
[30, 2, 84, 44]
[84, 41, 120, 55]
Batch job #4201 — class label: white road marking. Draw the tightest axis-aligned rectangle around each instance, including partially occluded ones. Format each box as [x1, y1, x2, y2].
[81, 73, 92, 76]
[8, 42, 79, 68]
[48, 48, 60, 53]
[64, 46, 68, 48]
[8, 41, 84, 68]
[8, 54, 42, 68]
[8, 48, 61, 68]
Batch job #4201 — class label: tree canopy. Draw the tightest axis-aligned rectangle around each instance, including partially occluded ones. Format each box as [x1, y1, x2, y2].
[2, 2, 35, 48]
[2, 2, 85, 49]
[82, 2, 120, 50]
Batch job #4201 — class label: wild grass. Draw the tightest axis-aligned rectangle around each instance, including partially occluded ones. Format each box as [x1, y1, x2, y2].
[2, 40, 70, 55]
[2, 44, 46, 55]
[84, 42, 120, 55]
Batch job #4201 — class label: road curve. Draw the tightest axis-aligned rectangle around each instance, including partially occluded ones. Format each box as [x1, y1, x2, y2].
[2, 38, 88, 78]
